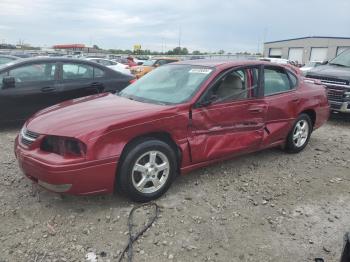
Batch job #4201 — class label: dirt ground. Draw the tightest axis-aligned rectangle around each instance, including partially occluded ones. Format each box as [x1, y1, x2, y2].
[0, 115, 349, 262]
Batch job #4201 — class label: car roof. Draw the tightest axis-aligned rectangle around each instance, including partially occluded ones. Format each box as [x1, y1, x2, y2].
[0, 56, 119, 73]
[174, 59, 263, 67]
[0, 57, 106, 68]
[173, 59, 301, 75]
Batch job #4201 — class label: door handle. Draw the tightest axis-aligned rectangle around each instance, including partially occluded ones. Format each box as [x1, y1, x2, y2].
[90, 82, 100, 87]
[41, 87, 55, 92]
[89, 82, 103, 93]
[248, 107, 264, 113]
[292, 98, 300, 103]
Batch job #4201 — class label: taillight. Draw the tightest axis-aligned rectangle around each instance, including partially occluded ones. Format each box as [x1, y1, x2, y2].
[129, 79, 137, 84]
[41, 136, 86, 157]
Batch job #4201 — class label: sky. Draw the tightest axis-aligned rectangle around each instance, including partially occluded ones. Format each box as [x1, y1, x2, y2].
[0, 0, 349, 53]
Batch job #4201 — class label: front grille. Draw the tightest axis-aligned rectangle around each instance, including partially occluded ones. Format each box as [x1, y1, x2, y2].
[329, 102, 342, 110]
[307, 75, 349, 86]
[21, 128, 39, 146]
[328, 88, 345, 102]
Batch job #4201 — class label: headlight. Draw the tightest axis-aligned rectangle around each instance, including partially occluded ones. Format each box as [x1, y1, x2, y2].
[41, 136, 86, 157]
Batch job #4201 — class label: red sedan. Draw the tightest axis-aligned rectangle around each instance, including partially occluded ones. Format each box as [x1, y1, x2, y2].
[15, 60, 329, 202]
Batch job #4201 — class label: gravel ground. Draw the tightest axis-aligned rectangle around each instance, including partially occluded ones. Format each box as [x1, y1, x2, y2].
[0, 115, 349, 262]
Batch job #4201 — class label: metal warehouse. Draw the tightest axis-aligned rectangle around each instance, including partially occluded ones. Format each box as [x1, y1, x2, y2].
[263, 36, 350, 65]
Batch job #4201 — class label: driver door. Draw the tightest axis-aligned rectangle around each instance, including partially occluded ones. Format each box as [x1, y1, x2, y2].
[0, 62, 58, 122]
[188, 66, 267, 163]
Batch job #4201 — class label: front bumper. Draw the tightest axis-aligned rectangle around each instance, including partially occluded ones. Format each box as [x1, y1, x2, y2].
[329, 101, 350, 113]
[15, 137, 118, 195]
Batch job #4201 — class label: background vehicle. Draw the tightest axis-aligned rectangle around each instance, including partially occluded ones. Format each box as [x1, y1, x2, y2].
[306, 49, 350, 113]
[0, 57, 134, 122]
[130, 57, 179, 78]
[300, 61, 323, 75]
[15, 60, 329, 202]
[0, 55, 20, 65]
[259, 57, 290, 64]
[85, 58, 132, 75]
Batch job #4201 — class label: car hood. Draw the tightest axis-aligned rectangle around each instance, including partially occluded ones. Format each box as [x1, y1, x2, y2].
[132, 65, 153, 71]
[26, 93, 169, 138]
[306, 64, 350, 81]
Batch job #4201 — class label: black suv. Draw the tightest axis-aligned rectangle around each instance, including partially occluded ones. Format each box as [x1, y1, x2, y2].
[306, 49, 350, 113]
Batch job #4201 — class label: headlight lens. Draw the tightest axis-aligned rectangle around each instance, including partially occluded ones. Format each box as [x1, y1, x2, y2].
[41, 136, 86, 157]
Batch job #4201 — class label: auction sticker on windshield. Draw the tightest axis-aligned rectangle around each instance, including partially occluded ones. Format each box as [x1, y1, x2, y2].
[189, 68, 212, 74]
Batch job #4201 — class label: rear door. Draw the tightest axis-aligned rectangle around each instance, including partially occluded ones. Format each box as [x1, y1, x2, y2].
[57, 62, 104, 103]
[0, 61, 58, 121]
[189, 66, 267, 163]
[261, 65, 299, 147]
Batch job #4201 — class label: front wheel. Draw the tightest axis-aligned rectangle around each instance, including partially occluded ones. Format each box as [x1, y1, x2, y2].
[117, 139, 177, 202]
[285, 114, 312, 153]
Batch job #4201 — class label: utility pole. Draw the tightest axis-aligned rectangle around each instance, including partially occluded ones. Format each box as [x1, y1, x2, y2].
[178, 26, 181, 48]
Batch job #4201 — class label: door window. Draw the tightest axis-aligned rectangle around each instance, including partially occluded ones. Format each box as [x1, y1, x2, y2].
[210, 68, 259, 103]
[264, 68, 292, 96]
[9, 63, 56, 84]
[94, 67, 105, 78]
[62, 63, 93, 80]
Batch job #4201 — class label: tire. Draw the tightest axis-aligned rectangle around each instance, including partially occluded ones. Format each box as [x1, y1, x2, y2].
[117, 138, 177, 202]
[285, 113, 312, 153]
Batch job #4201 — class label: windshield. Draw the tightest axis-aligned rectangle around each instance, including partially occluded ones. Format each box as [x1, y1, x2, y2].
[142, 60, 155, 66]
[329, 49, 350, 67]
[119, 64, 214, 105]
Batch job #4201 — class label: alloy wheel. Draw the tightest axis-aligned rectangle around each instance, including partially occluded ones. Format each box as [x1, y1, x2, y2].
[131, 150, 170, 194]
[292, 119, 309, 148]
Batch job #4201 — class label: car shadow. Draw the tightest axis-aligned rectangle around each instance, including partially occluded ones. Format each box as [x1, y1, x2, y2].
[0, 121, 24, 132]
[329, 112, 350, 125]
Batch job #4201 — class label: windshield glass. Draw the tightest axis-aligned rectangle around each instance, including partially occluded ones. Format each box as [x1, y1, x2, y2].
[329, 49, 350, 67]
[119, 64, 214, 105]
[142, 60, 155, 66]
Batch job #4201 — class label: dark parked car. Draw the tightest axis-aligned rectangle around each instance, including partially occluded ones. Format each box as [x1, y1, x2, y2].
[306, 49, 350, 113]
[0, 57, 135, 123]
[0, 55, 20, 65]
[15, 60, 329, 202]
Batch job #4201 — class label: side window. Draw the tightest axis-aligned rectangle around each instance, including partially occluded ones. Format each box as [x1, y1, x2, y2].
[157, 60, 167, 66]
[94, 67, 105, 78]
[210, 68, 259, 103]
[98, 60, 109, 66]
[62, 63, 93, 80]
[9, 63, 56, 83]
[287, 71, 298, 88]
[0, 57, 13, 64]
[264, 67, 291, 96]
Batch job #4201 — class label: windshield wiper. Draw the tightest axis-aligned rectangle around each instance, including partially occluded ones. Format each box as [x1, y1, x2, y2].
[329, 62, 348, 67]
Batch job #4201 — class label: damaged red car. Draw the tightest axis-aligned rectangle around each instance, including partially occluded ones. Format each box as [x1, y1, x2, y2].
[15, 60, 329, 202]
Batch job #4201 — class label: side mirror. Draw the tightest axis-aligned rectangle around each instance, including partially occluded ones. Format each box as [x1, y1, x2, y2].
[321, 60, 328, 65]
[2, 76, 15, 89]
[197, 94, 218, 107]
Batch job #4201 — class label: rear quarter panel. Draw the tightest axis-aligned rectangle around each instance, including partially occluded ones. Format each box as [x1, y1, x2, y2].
[296, 80, 329, 129]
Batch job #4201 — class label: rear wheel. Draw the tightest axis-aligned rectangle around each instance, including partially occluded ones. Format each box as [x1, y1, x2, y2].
[118, 139, 177, 202]
[285, 114, 312, 153]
